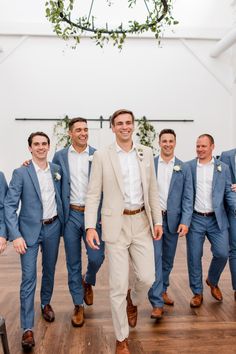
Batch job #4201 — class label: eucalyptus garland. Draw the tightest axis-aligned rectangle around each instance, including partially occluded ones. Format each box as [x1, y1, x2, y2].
[45, 0, 178, 49]
[136, 116, 157, 155]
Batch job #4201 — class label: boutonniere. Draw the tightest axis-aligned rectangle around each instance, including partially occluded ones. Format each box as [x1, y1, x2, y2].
[137, 148, 144, 161]
[216, 164, 222, 172]
[88, 155, 93, 162]
[173, 164, 181, 172]
[54, 171, 61, 181]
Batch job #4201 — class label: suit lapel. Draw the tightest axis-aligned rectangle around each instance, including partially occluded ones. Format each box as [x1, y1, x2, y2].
[109, 144, 124, 196]
[135, 145, 147, 196]
[61, 147, 70, 180]
[191, 159, 197, 195]
[168, 157, 178, 196]
[27, 162, 42, 202]
[212, 158, 219, 191]
[88, 145, 94, 176]
[230, 151, 236, 181]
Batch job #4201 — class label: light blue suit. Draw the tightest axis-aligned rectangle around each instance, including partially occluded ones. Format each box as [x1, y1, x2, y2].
[148, 157, 193, 307]
[186, 158, 236, 295]
[220, 149, 236, 290]
[53, 146, 104, 305]
[0, 172, 8, 238]
[4, 162, 64, 329]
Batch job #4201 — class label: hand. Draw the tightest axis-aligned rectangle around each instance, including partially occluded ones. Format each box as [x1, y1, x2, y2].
[22, 159, 31, 167]
[86, 228, 100, 250]
[231, 184, 236, 192]
[177, 224, 188, 237]
[13, 237, 27, 254]
[153, 225, 163, 240]
[0, 237, 7, 254]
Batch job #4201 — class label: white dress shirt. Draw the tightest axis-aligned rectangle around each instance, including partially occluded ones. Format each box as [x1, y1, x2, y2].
[32, 161, 57, 219]
[194, 158, 214, 213]
[157, 156, 175, 211]
[68, 145, 89, 206]
[116, 142, 144, 209]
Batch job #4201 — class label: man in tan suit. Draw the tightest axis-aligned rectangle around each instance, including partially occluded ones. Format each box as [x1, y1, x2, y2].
[85, 109, 163, 354]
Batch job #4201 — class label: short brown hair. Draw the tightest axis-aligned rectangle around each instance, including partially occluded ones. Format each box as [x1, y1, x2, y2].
[198, 134, 214, 145]
[159, 129, 176, 140]
[28, 132, 50, 147]
[69, 117, 87, 131]
[110, 109, 135, 126]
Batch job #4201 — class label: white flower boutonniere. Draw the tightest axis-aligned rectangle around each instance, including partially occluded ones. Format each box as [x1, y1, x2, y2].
[216, 164, 222, 172]
[88, 155, 93, 162]
[173, 165, 181, 172]
[137, 148, 144, 161]
[54, 172, 61, 181]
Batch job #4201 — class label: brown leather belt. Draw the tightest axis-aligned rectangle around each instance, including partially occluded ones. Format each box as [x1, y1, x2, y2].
[42, 215, 58, 225]
[123, 206, 145, 215]
[70, 204, 85, 212]
[193, 210, 215, 217]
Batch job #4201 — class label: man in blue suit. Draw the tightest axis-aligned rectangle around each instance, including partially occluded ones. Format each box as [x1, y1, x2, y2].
[186, 134, 236, 308]
[0, 171, 8, 254]
[53, 117, 104, 327]
[5, 132, 64, 351]
[220, 148, 236, 300]
[148, 129, 193, 319]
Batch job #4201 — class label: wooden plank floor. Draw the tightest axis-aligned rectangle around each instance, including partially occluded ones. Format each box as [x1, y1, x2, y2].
[1, 237, 236, 354]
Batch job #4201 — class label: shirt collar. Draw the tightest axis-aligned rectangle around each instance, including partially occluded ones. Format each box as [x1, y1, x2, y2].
[115, 141, 135, 153]
[197, 157, 214, 167]
[32, 160, 50, 173]
[159, 156, 175, 164]
[69, 144, 89, 154]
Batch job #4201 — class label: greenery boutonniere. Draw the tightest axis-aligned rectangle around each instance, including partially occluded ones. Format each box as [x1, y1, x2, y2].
[173, 165, 181, 172]
[54, 171, 61, 181]
[216, 164, 222, 172]
[137, 148, 144, 161]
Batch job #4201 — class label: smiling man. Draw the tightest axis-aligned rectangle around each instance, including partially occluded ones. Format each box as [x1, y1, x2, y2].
[186, 134, 236, 308]
[52, 118, 104, 327]
[4, 132, 64, 351]
[85, 109, 163, 354]
[148, 129, 193, 320]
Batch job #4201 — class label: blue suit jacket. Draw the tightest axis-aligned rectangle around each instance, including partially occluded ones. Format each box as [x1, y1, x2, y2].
[0, 172, 8, 238]
[4, 162, 64, 246]
[187, 158, 236, 231]
[220, 149, 236, 184]
[52, 145, 96, 223]
[154, 156, 193, 233]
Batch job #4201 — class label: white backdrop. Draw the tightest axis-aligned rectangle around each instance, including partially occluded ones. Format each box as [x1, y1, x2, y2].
[0, 0, 235, 180]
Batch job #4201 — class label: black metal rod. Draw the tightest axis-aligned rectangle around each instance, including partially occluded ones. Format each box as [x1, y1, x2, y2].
[15, 118, 194, 122]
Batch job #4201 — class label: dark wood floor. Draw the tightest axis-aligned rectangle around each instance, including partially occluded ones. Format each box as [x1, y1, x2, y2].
[1, 237, 236, 354]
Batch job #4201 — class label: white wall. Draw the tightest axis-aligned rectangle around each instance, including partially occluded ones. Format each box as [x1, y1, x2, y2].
[0, 0, 235, 180]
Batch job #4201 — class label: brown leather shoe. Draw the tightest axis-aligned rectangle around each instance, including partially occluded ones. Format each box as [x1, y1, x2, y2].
[116, 339, 130, 354]
[82, 275, 93, 306]
[151, 307, 164, 319]
[162, 291, 174, 306]
[41, 304, 55, 322]
[190, 294, 203, 308]
[22, 330, 35, 351]
[71, 305, 84, 327]
[126, 289, 137, 328]
[206, 279, 223, 301]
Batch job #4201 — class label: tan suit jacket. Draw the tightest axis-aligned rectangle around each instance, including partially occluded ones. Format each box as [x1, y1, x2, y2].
[85, 143, 162, 243]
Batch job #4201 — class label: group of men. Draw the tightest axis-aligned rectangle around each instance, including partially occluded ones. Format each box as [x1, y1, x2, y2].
[0, 109, 236, 354]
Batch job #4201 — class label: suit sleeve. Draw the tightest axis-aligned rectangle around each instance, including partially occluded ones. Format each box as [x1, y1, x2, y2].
[85, 151, 103, 229]
[148, 150, 162, 225]
[180, 164, 193, 227]
[4, 169, 23, 241]
[0, 172, 8, 238]
[224, 165, 236, 212]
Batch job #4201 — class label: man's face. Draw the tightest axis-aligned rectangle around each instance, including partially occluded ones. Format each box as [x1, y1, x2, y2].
[159, 133, 176, 158]
[196, 136, 214, 162]
[69, 121, 88, 148]
[111, 113, 134, 144]
[28, 135, 50, 160]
